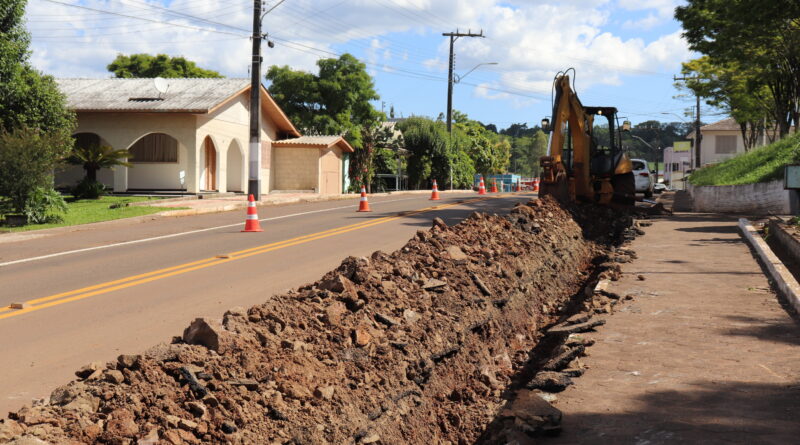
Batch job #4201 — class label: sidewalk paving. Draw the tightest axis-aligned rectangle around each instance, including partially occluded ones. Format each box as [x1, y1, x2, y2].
[546, 211, 800, 444]
[139, 189, 463, 216]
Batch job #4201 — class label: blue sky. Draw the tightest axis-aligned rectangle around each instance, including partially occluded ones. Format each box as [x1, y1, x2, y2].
[25, 0, 711, 131]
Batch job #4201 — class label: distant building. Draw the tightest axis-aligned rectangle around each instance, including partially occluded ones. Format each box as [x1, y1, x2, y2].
[686, 117, 791, 167]
[663, 147, 692, 189]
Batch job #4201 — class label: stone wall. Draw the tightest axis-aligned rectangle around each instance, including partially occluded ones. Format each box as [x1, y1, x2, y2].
[689, 180, 799, 215]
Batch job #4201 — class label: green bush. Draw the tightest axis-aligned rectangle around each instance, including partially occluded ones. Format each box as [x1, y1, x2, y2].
[24, 187, 67, 224]
[72, 178, 107, 200]
[0, 128, 72, 214]
[688, 132, 800, 186]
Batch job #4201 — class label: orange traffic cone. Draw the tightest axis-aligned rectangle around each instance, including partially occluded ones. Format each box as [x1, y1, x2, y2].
[515, 180, 521, 192]
[357, 186, 371, 212]
[241, 194, 263, 232]
[490, 178, 498, 193]
[533, 178, 540, 192]
[430, 179, 441, 200]
[478, 176, 486, 195]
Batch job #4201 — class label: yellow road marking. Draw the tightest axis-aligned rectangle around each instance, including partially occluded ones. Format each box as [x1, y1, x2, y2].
[0, 196, 497, 320]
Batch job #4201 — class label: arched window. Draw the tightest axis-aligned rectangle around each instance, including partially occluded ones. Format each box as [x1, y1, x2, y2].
[74, 133, 101, 149]
[129, 133, 178, 163]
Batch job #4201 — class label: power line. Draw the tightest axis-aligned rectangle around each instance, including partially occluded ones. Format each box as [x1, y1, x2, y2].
[39, 0, 249, 38]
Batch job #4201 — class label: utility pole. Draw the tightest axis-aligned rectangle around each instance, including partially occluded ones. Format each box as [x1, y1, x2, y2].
[443, 29, 484, 189]
[247, 0, 262, 200]
[674, 75, 703, 169]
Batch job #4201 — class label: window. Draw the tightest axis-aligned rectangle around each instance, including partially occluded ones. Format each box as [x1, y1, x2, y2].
[715, 135, 737, 154]
[632, 160, 646, 170]
[671, 162, 680, 170]
[130, 133, 178, 163]
[74, 133, 101, 149]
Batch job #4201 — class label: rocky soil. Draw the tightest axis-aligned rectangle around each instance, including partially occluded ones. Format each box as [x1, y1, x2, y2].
[0, 197, 642, 445]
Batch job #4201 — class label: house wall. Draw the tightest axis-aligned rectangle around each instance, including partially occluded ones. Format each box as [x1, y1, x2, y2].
[128, 143, 189, 190]
[273, 147, 319, 191]
[55, 165, 114, 189]
[73, 112, 197, 192]
[319, 146, 343, 195]
[701, 129, 744, 166]
[196, 93, 280, 194]
[68, 91, 289, 194]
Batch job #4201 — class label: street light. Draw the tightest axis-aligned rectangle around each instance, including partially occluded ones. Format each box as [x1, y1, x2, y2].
[447, 61, 498, 190]
[454, 62, 498, 84]
[660, 111, 691, 123]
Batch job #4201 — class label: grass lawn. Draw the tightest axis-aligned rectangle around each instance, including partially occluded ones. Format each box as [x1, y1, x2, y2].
[1, 195, 182, 233]
[689, 132, 800, 186]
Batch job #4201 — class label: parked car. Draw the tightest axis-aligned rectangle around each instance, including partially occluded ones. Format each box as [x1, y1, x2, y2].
[654, 182, 667, 194]
[631, 158, 655, 198]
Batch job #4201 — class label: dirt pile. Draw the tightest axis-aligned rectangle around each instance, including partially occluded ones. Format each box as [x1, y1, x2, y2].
[0, 197, 638, 445]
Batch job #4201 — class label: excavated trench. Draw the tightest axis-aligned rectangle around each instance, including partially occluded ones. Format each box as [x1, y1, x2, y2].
[0, 196, 645, 445]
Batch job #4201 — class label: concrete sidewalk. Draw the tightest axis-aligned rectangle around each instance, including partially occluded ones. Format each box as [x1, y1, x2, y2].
[546, 212, 800, 444]
[139, 189, 468, 216]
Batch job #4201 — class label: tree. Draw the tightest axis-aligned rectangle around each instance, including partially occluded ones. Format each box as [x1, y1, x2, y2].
[675, 0, 800, 136]
[66, 143, 132, 183]
[397, 117, 448, 189]
[266, 54, 382, 140]
[680, 56, 775, 150]
[0, 128, 71, 216]
[1, 0, 74, 221]
[1, 0, 74, 138]
[350, 123, 400, 192]
[107, 54, 223, 78]
[267, 54, 383, 186]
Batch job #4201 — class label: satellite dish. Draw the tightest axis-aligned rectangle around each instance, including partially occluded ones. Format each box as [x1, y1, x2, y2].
[153, 77, 169, 97]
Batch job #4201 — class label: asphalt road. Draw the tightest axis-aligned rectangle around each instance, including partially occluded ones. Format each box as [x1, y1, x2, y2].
[0, 191, 534, 414]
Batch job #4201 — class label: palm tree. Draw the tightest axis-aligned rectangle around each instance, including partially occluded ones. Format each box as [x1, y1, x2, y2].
[66, 144, 132, 182]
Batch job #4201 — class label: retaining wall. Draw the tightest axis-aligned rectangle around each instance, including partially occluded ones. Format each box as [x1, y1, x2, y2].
[689, 180, 799, 215]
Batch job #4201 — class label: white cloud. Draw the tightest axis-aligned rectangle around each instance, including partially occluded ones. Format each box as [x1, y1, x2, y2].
[24, 0, 690, 109]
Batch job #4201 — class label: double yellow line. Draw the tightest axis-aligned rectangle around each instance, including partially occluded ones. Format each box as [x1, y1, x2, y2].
[0, 196, 492, 321]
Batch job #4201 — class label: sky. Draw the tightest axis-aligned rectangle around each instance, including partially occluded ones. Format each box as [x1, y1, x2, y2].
[23, 0, 712, 131]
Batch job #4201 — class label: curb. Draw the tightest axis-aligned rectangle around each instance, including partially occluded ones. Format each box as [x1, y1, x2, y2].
[738, 218, 800, 313]
[155, 189, 477, 217]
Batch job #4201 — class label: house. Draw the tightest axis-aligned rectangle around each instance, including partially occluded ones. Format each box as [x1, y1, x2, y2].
[55, 78, 353, 195]
[686, 117, 789, 167]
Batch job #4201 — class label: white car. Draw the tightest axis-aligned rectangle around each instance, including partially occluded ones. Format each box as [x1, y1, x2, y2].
[631, 158, 654, 198]
[654, 183, 667, 194]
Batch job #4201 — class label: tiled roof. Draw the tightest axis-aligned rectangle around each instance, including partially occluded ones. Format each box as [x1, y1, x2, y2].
[56, 78, 301, 137]
[274, 135, 355, 152]
[56, 78, 250, 113]
[701, 117, 739, 131]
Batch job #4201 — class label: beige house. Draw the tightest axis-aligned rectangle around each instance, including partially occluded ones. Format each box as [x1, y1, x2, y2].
[687, 117, 790, 167]
[55, 78, 353, 195]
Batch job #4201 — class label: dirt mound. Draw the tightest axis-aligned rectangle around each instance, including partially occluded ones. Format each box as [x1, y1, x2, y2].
[0, 197, 637, 445]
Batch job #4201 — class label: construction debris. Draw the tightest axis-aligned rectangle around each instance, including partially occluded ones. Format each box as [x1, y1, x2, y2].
[0, 196, 642, 445]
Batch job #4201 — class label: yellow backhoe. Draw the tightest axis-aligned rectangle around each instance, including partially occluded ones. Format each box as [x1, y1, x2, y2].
[539, 70, 636, 206]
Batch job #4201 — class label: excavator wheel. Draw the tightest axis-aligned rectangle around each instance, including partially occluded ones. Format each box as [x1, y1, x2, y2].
[611, 172, 635, 207]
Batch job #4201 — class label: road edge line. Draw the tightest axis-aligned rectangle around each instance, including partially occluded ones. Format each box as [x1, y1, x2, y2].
[738, 218, 800, 313]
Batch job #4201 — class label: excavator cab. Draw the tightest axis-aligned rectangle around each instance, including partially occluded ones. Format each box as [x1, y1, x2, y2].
[539, 71, 635, 206]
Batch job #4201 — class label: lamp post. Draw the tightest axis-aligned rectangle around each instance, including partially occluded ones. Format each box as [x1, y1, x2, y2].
[447, 61, 498, 190]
